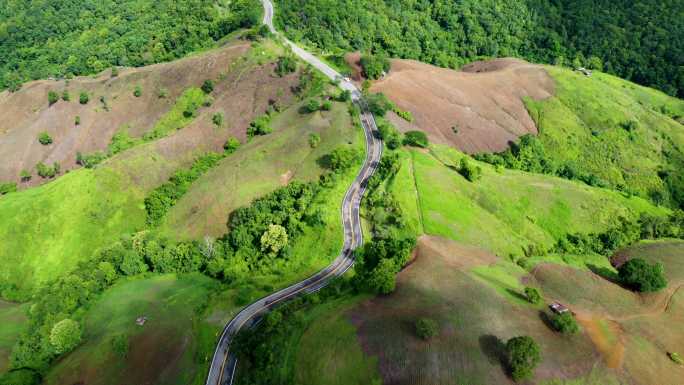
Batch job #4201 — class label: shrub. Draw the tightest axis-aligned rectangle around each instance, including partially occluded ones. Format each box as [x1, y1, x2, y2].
[48, 90, 59, 105]
[338, 90, 352, 102]
[20, 170, 31, 182]
[360, 54, 390, 79]
[36, 162, 60, 178]
[669, 352, 683, 365]
[74, 115, 80, 125]
[506, 336, 541, 381]
[111, 334, 129, 358]
[328, 147, 360, 172]
[108, 131, 138, 155]
[458, 157, 482, 182]
[212, 112, 224, 127]
[49, 319, 82, 354]
[79, 91, 89, 104]
[550, 312, 580, 334]
[224, 137, 241, 153]
[378, 120, 401, 150]
[37, 132, 53, 145]
[111, 66, 119, 77]
[61, 90, 70, 101]
[308, 133, 321, 148]
[303, 98, 320, 113]
[76, 152, 107, 168]
[275, 56, 297, 76]
[366, 92, 394, 116]
[133, 85, 142, 97]
[0, 182, 17, 195]
[524, 287, 541, 304]
[394, 108, 413, 122]
[403, 130, 428, 148]
[201, 79, 214, 94]
[321, 100, 332, 111]
[415, 318, 439, 340]
[158, 88, 169, 98]
[618, 258, 667, 292]
[247, 115, 272, 137]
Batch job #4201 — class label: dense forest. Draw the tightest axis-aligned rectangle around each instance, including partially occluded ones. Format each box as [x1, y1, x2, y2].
[275, 0, 684, 97]
[0, 0, 260, 90]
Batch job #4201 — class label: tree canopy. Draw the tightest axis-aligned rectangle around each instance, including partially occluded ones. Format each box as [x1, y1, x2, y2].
[275, 0, 684, 97]
[618, 258, 668, 292]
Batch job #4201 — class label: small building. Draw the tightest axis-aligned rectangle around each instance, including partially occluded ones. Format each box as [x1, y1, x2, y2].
[135, 316, 148, 326]
[549, 302, 569, 314]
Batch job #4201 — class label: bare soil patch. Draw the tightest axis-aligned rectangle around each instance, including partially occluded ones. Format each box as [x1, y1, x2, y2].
[371, 58, 555, 153]
[0, 40, 299, 190]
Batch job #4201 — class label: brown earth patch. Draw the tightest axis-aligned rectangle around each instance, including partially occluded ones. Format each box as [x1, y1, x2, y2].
[280, 170, 294, 185]
[344, 52, 364, 82]
[371, 57, 555, 154]
[575, 314, 626, 369]
[0, 40, 299, 190]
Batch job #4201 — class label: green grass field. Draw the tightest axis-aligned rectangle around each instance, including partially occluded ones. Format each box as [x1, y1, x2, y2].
[44, 274, 219, 385]
[390, 145, 667, 260]
[525, 66, 684, 202]
[0, 301, 27, 373]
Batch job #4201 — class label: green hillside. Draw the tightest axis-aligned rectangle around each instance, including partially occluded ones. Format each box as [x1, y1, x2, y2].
[0, 0, 261, 90]
[275, 0, 684, 97]
[477, 66, 684, 209]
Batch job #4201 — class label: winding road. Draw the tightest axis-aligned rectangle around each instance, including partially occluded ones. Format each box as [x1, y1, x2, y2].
[204, 1, 383, 384]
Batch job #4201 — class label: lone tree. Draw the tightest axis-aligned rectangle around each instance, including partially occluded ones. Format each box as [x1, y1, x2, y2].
[48, 90, 59, 105]
[415, 318, 439, 340]
[260, 224, 288, 256]
[524, 287, 541, 304]
[50, 319, 82, 354]
[201, 79, 215, 94]
[38, 132, 53, 145]
[506, 335, 541, 381]
[618, 258, 667, 292]
[403, 130, 429, 148]
[550, 312, 580, 334]
[458, 157, 482, 182]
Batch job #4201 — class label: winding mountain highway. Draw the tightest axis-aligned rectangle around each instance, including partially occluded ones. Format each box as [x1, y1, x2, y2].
[204, 1, 383, 384]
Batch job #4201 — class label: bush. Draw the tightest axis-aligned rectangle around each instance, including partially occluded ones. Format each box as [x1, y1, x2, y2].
[111, 66, 119, 77]
[506, 336, 541, 381]
[74, 115, 80, 125]
[36, 162, 59, 178]
[360, 54, 390, 79]
[79, 92, 89, 104]
[395, 108, 413, 122]
[338, 90, 351, 102]
[321, 100, 332, 111]
[458, 157, 482, 182]
[247, 115, 272, 137]
[212, 112, 224, 127]
[76, 152, 107, 168]
[37, 132, 53, 145]
[133, 85, 142, 97]
[49, 319, 82, 354]
[524, 287, 541, 304]
[0, 182, 17, 195]
[158, 88, 169, 98]
[327, 147, 360, 172]
[224, 137, 241, 153]
[550, 312, 579, 334]
[618, 258, 667, 292]
[110, 334, 129, 358]
[48, 90, 59, 105]
[61, 90, 70, 102]
[415, 318, 439, 340]
[669, 352, 683, 365]
[308, 133, 321, 148]
[403, 130, 428, 148]
[303, 98, 320, 113]
[366, 92, 394, 116]
[275, 56, 297, 76]
[0, 369, 40, 385]
[378, 120, 401, 150]
[201, 79, 215, 94]
[20, 170, 31, 182]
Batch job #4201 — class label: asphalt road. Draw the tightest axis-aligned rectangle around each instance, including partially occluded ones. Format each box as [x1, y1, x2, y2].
[204, 1, 384, 385]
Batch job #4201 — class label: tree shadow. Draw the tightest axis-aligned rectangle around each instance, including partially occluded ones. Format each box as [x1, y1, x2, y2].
[316, 154, 332, 169]
[538, 310, 556, 332]
[505, 288, 529, 303]
[478, 334, 507, 368]
[586, 263, 621, 285]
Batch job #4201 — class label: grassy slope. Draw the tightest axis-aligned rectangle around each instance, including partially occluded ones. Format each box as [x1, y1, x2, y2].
[44, 274, 219, 385]
[526, 66, 684, 200]
[0, 301, 27, 373]
[159, 101, 356, 240]
[393, 145, 667, 259]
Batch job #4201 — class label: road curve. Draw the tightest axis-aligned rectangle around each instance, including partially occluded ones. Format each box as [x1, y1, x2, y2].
[204, 1, 384, 385]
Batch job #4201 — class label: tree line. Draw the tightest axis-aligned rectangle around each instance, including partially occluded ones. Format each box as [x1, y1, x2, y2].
[275, 0, 683, 97]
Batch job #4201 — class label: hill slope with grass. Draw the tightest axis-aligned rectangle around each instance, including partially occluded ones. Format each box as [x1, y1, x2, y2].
[0, 38, 329, 299]
[373, 59, 684, 209]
